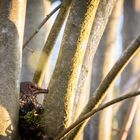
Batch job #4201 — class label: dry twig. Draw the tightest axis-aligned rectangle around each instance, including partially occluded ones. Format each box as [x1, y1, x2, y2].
[23, 3, 62, 49]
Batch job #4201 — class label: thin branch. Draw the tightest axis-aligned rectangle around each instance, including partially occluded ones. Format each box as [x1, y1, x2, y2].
[113, 72, 140, 115]
[55, 91, 140, 140]
[66, 35, 140, 139]
[23, 3, 62, 49]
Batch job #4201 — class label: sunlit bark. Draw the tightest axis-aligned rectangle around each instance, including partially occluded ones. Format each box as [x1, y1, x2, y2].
[0, 0, 26, 138]
[40, 0, 99, 137]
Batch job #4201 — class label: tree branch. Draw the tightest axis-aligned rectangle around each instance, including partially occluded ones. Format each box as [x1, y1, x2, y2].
[33, 0, 72, 86]
[65, 35, 140, 139]
[55, 91, 140, 140]
[23, 3, 62, 49]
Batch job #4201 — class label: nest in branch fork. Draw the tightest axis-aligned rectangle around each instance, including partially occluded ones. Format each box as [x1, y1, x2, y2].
[19, 82, 53, 140]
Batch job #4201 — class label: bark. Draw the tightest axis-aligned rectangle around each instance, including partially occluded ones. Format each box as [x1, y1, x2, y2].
[72, 65, 91, 122]
[40, 0, 99, 137]
[0, 0, 26, 139]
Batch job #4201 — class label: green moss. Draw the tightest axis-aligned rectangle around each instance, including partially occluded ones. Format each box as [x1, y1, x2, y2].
[23, 110, 39, 124]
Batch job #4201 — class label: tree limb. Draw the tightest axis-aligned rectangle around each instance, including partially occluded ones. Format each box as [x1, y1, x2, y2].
[65, 35, 140, 139]
[40, 0, 100, 137]
[56, 90, 140, 140]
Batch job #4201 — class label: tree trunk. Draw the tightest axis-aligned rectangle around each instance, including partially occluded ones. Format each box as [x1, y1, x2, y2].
[0, 0, 26, 139]
[40, 0, 99, 137]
